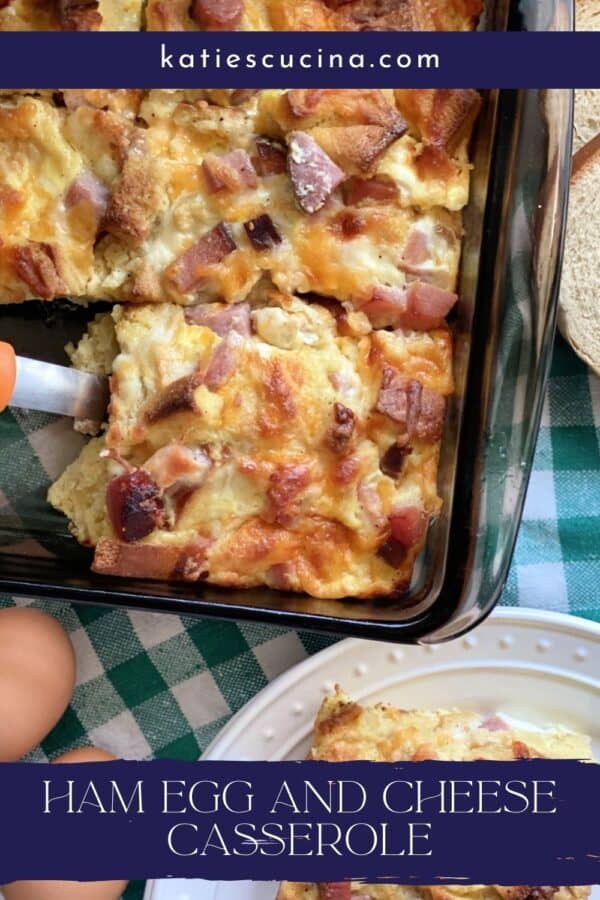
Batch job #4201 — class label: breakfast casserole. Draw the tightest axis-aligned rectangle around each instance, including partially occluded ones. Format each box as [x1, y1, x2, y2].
[0, 0, 482, 31]
[0, 0, 142, 29]
[277, 688, 592, 900]
[48, 290, 453, 598]
[0, 88, 478, 315]
[1, 81, 480, 598]
[145, 0, 482, 34]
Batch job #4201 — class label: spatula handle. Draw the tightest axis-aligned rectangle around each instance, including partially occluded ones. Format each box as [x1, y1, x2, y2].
[0, 342, 16, 413]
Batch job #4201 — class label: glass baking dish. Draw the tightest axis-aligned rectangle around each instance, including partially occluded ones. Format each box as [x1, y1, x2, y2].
[0, 0, 573, 643]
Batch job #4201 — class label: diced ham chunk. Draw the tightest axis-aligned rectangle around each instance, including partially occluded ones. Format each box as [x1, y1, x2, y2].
[142, 443, 211, 493]
[359, 287, 406, 329]
[400, 227, 458, 289]
[167, 224, 236, 293]
[255, 137, 287, 176]
[376, 367, 446, 443]
[360, 282, 457, 330]
[65, 171, 109, 221]
[244, 214, 282, 251]
[481, 715, 509, 732]
[343, 175, 398, 206]
[106, 470, 164, 543]
[204, 332, 242, 392]
[379, 442, 411, 478]
[190, 0, 243, 27]
[401, 229, 430, 267]
[389, 506, 427, 548]
[230, 89, 258, 106]
[405, 281, 457, 325]
[319, 884, 352, 900]
[287, 131, 345, 215]
[358, 481, 385, 530]
[203, 149, 257, 194]
[61, 90, 89, 110]
[377, 535, 407, 568]
[184, 302, 251, 337]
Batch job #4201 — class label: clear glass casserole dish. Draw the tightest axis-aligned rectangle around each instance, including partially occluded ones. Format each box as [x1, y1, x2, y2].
[0, 0, 574, 643]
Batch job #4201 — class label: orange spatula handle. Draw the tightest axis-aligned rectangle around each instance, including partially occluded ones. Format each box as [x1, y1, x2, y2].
[0, 342, 17, 413]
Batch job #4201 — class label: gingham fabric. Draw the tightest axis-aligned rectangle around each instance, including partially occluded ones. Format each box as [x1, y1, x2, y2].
[0, 335, 598, 899]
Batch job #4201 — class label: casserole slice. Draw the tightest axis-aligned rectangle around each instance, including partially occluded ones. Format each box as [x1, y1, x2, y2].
[48, 291, 453, 599]
[146, 0, 482, 34]
[277, 688, 592, 900]
[0, 88, 478, 322]
[0, 0, 483, 32]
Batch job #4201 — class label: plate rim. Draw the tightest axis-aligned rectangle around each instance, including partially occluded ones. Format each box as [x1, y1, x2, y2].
[145, 608, 600, 900]
[202, 607, 600, 759]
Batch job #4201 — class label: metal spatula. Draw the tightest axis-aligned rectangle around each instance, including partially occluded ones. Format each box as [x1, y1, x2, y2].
[0, 341, 109, 421]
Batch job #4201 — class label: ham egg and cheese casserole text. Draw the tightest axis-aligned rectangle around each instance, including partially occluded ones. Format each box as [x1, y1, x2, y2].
[2, 78, 480, 598]
[277, 689, 592, 900]
[0, 0, 482, 31]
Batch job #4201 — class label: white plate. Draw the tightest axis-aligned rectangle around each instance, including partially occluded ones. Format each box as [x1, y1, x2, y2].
[145, 608, 600, 900]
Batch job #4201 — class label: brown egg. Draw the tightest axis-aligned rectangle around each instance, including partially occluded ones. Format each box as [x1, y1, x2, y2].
[2, 746, 128, 900]
[52, 747, 116, 764]
[2, 881, 128, 900]
[0, 608, 76, 762]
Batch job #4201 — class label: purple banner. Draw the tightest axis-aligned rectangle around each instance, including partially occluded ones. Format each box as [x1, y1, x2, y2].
[0, 759, 598, 884]
[0, 32, 599, 89]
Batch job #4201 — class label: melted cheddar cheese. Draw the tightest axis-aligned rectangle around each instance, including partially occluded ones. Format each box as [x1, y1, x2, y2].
[18, 80, 482, 600]
[146, 0, 482, 33]
[49, 294, 453, 599]
[0, 88, 476, 308]
[0, 0, 482, 31]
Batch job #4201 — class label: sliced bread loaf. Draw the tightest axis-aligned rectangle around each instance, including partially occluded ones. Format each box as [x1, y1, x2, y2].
[558, 132, 600, 375]
[574, 1, 600, 152]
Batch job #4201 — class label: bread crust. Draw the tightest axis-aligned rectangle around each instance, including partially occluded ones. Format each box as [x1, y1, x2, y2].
[558, 132, 600, 376]
[572, 130, 600, 177]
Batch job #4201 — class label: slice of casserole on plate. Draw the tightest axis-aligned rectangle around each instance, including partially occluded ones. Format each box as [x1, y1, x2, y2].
[277, 688, 592, 900]
[48, 290, 453, 599]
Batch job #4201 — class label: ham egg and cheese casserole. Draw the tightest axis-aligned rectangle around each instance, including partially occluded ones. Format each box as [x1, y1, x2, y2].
[1, 79, 481, 598]
[0, 0, 482, 31]
[277, 689, 592, 900]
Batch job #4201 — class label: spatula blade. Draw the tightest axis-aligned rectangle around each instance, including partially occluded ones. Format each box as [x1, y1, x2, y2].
[11, 356, 109, 421]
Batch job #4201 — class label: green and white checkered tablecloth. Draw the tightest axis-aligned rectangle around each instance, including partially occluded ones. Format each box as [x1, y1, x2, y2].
[0, 334, 598, 899]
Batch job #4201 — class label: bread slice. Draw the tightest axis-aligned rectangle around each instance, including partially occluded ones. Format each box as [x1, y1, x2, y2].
[576, 0, 600, 30]
[574, 90, 600, 153]
[574, 2, 600, 152]
[558, 133, 600, 375]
